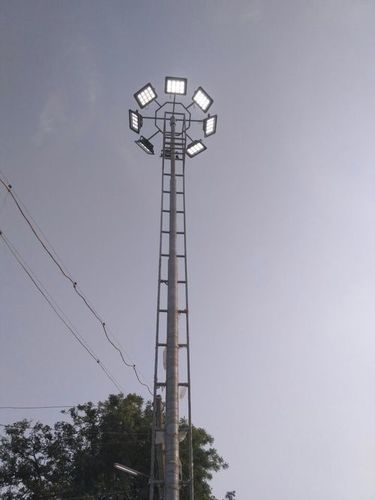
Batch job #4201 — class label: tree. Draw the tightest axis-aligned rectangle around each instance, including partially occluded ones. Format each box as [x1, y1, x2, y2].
[0, 394, 229, 499]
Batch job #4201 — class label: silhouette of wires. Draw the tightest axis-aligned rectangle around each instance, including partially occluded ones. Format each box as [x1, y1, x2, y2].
[0, 405, 73, 410]
[0, 175, 152, 396]
[0, 230, 124, 394]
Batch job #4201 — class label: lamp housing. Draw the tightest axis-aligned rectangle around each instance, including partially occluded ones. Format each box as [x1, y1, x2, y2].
[192, 86, 213, 113]
[134, 83, 157, 109]
[203, 115, 217, 137]
[186, 140, 206, 158]
[165, 77, 187, 95]
[128, 110, 143, 133]
[136, 136, 155, 155]
[114, 463, 148, 478]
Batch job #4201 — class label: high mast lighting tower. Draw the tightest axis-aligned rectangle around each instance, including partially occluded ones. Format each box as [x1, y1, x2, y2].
[129, 77, 218, 500]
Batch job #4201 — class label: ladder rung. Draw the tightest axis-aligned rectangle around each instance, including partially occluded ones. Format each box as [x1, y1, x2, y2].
[179, 382, 189, 387]
[159, 308, 187, 314]
[160, 254, 185, 258]
[157, 343, 188, 348]
[161, 232, 186, 236]
[161, 231, 186, 236]
[162, 190, 184, 195]
[158, 280, 187, 285]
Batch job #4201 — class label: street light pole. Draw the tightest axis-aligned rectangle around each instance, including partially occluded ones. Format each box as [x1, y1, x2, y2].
[129, 77, 217, 500]
[165, 115, 180, 499]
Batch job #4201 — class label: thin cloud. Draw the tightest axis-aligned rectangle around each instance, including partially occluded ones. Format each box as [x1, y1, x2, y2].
[210, 0, 262, 26]
[33, 38, 100, 146]
[33, 90, 67, 146]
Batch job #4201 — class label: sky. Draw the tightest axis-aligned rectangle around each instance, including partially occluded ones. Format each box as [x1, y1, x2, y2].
[1, 0, 375, 498]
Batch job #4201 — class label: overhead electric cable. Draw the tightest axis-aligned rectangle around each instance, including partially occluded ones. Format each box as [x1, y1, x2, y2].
[0, 176, 152, 396]
[0, 405, 73, 410]
[0, 178, 75, 284]
[0, 230, 124, 394]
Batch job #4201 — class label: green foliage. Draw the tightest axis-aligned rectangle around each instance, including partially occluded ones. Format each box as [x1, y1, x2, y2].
[0, 394, 228, 499]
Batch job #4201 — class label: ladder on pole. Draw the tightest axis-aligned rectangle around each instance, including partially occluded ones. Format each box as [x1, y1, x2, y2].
[150, 115, 194, 500]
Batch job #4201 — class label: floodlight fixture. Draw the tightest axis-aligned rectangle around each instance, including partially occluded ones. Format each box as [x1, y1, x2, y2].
[114, 463, 148, 478]
[134, 83, 157, 109]
[129, 109, 143, 133]
[186, 140, 207, 158]
[135, 136, 155, 155]
[165, 76, 187, 95]
[192, 86, 213, 113]
[203, 114, 217, 137]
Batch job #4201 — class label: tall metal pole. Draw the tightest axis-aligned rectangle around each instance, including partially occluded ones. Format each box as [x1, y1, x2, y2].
[131, 79, 217, 499]
[165, 115, 179, 499]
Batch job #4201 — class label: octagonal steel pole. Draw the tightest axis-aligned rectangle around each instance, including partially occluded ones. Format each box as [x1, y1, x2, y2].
[165, 115, 180, 499]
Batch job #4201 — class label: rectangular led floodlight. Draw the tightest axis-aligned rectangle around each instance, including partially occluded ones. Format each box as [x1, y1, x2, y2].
[114, 463, 148, 478]
[128, 110, 143, 133]
[186, 140, 206, 158]
[203, 115, 217, 137]
[134, 83, 157, 109]
[192, 86, 213, 113]
[165, 77, 187, 95]
[136, 136, 154, 155]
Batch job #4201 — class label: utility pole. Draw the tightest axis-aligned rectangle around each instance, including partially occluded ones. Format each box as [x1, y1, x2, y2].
[165, 115, 179, 499]
[129, 77, 218, 499]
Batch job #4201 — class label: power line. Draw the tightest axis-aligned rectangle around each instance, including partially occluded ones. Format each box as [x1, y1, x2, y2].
[0, 405, 72, 410]
[0, 176, 152, 396]
[0, 230, 124, 394]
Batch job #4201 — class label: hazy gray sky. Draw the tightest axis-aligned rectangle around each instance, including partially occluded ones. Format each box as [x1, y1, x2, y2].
[2, 1, 375, 498]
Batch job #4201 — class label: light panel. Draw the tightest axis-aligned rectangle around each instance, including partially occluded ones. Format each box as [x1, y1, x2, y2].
[186, 140, 206, 158]
[114, 463, 147, 478]
[128, 109, 143, 133]
[134, 83, 157, 109]
[203, 115, 217, 137]
[136, 136, 155, 155]
[165, 76, 187, 95]
[192, 86, 213, 113]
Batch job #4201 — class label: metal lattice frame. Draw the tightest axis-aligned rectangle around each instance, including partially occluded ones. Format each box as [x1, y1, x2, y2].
[149, 107, 193, 500]
[129, 83, 217, 500]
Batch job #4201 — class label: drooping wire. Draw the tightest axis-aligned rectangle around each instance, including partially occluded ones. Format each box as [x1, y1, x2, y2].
[0, 405, 73, 410]
[0, 176, 152, 396]
[0, 178, 75, 285]
[0, 230, 124, 394]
